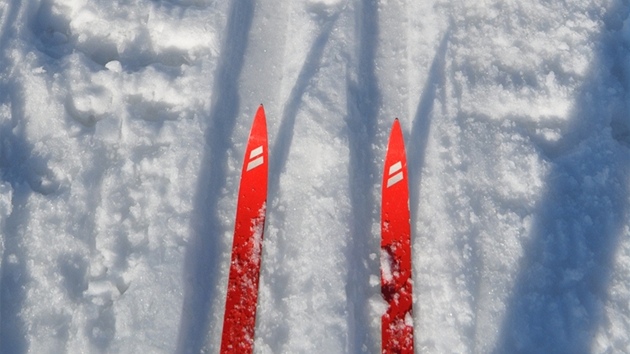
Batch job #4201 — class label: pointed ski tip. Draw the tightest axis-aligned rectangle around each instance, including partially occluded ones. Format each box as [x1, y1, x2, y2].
[255, 104, 266, 118]
[387, 118, 405, 151]
[391, 118, 402, 131]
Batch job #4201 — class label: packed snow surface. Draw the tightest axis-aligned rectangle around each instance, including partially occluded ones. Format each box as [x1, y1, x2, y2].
[1, 0, 630, 353]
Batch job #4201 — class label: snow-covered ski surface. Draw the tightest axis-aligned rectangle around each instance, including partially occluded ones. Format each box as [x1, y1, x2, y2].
[381, 119, 413, 354]
[1, 0, 630, 353]
[221, 105, 268, 353]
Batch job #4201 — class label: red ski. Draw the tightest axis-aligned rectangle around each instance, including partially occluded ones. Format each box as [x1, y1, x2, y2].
[381, 119, 414, 354]
[221, 105, 268, 353]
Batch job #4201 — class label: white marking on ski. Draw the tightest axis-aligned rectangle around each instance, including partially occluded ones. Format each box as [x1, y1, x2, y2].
[247, 156, 264, 171]
[387, 161, 403, 187]
[246, 146, 264, 171]
[389, 161, 402, 175]
[250, 146, 263, 159]
[387, 172, 403, 187]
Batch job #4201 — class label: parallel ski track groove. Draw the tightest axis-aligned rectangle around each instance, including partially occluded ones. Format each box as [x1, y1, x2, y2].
[176, 0, 256, 352]
[265, 13, 339, 352]
[409, 27, 484, 351]
[345, 0, 380, 352]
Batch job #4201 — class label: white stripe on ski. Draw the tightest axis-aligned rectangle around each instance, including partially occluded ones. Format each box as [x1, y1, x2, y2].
[250, 146, 263, 159]
[389, 161, 402, 175]
[247, 156, 264, 171]
[387, 171, 403, 188]
[387, 161, 403, 187]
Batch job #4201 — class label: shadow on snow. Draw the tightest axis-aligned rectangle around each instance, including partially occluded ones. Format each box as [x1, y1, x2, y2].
[0, 1, 36, 352]
[176, 0, 256, 353]
[264, 12, 339, 351]
[408, 28, 450, 232]
[0, 84, 33, 354]
[496, 3, 630, 352]
[344, 0, 380, 351]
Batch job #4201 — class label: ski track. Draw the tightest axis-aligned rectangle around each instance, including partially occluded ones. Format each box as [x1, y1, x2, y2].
[260, 3, 352, 352]
[344, 0, 380, 352]
[261, 8, 341, 354]
[177, 0, 255, 352]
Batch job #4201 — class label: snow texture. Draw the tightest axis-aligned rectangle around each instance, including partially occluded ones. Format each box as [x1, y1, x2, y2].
[0, 0, 630, 353]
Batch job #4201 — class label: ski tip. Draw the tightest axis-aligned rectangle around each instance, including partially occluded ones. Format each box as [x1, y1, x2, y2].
[391, 118, 402, 133]
[255, 105, 266, 120]
[386, 118, 406, 158]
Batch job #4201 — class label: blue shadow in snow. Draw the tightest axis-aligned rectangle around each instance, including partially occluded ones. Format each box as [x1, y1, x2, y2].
[264, 13, 339, 350]
[175, 0, 256, 353]
[496, 3, 630, 352]
[408, 29, 450, 227]
[0, 91, 32, 354]
[0, 2, 34, 353]
[345, 0, 380, 352]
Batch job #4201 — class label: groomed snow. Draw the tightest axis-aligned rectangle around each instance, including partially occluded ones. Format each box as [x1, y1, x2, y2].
[1, 0, 630, 353]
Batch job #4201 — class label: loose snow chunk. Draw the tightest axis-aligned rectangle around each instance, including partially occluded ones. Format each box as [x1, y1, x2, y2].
[85, 280, 117, 298]
[369, 274, 380, 287]
[0, 182, 12, 220]
[381, 249, 394, 283]
[105, 60, 122, 73]
[307, 0, 344, 6]
[405, 312, 414, 327]
[147, 7, 219, 60]
[306, 0, 346, 17]
[370, 294, 389, 317]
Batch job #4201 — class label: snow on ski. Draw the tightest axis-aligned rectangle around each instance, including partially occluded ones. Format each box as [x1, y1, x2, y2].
[381, 119, 414, 354]
[221, 105, 269, 353]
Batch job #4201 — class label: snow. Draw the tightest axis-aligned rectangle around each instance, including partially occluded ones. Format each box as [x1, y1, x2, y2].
[1, 0, 630, 353]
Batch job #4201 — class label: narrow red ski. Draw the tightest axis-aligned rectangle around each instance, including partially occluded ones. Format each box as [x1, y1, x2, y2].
[221, 105, 268, 354]
[381, 119, 414, 354]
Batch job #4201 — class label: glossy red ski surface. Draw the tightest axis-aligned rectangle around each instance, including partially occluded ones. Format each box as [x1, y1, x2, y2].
[221, 105, 268, 354]
[381, 119, 414, 354]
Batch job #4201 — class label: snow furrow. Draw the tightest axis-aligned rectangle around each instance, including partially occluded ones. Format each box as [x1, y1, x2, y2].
[0, 2, 37, 352]
[256, 2, 352, 351]
[177, 0, 254, 352]
[258, 8, 341, 353]
[344, 0, 381, 352]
